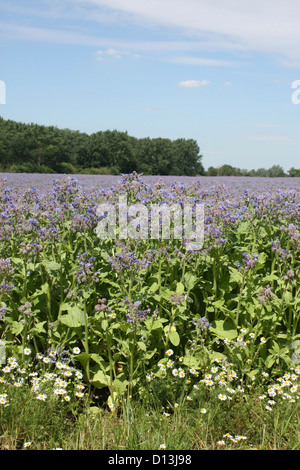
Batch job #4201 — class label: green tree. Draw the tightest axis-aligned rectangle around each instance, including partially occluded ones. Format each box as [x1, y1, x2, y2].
[288, 167, 300, 177]
[255, 168, 269, 177]
[0, 116, 207, 176]
[42, 145, 60, 169]
[172, 139, 204, 176]
[218, 164, 236, 176]
[267, 165, 286, 177]
[134, 137, 154, 174]
[207, 166, 218, 176]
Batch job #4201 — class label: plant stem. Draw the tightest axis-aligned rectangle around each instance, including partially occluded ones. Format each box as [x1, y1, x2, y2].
[83, 299, 90, 383]
[236, 271, 246, 328]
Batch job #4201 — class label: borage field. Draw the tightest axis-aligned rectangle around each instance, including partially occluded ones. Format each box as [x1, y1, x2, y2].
[0, 172, 300, 450]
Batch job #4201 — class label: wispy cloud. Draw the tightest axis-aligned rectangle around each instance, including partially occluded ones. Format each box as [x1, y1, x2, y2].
[0, 22, 102, 47]
[0, 21, 236, 67]
[170, 57, 236, 67]
[3, 0, 300, 67]
[179, 80, 210, 88]
[96, 48, 130, 59]
[247, 123, 280, 129]
[78, 0, 300, 67]
[246, 135, 293, 142]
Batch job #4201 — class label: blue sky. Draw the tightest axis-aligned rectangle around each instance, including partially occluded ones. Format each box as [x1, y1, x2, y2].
[1, 0, 300, 171]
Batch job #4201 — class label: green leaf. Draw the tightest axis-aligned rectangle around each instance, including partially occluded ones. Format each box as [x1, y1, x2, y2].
[31, 321, 47, 335]
[246, 368, 260, 378]
[182, 354, 200, 369]
[257, 253, 267, 266]
[229, 267, 243, 285]
[176, 282, 185, 296]
[210, 318, 237, 340]
[149, 282, 159, 293]
[212, 299, 225, 308]
[265, 356, 275, 368]
[30, 282, 50, 299]
[145, 319, 164, 331]
[236, 221, 250, 234]
[113, 378, 129, 395]
[271, 341, 280, 353]
[76, 352, 91, 368]
[210, 351, 226, 362]
[59, 305, 86, 328]
[44, 260, 61, 275]
[263, 274, 279, 282]
[281, 354, 294, 367]
[283, 291, 293, 305]
[100, 277, 120, 289]
[160, 288, 172, 301]
[144, 349, 157, 361]
[10, 257, 23, 266]
[91, 370, 110, 389]
[137, 341, 147, 351]
[168, 330, 180, 346]
[184, 272, 197, 290]
[10, 320, 24, 336]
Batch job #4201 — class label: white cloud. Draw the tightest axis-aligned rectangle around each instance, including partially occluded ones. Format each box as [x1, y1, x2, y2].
[179, 80, 210, 88]
[106, 48, 118, 55]
[0, 22, 101, 46]
[79, 0, 300, 67]
[247, 123, 280, 128]
[245, 134, 300, 147]
[246, 135, 292, 142]
[106, 48, 128, 58]
[95, 48, 130, 59]
[170, 57, 235, 67]
[0, 22, 234, 67]
[4, 0, 300, 67]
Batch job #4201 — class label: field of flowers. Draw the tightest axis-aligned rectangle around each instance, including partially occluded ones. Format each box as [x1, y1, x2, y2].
[0, 172, 299, 450]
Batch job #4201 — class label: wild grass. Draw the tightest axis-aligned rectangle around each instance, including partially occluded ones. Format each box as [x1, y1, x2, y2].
[2, 379, 300, 450]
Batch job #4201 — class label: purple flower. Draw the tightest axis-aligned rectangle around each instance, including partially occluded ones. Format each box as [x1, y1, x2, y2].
[192, 317, 211, 331]
[242, 252, 259, 270]
[258, 285, 275, 304]
[0, 306, 7, 320]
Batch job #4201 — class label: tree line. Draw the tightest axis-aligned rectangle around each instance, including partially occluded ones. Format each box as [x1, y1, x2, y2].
[0, 117, 204, 176]
[0, 117, 299, 177]
[206, 164, 300, 177]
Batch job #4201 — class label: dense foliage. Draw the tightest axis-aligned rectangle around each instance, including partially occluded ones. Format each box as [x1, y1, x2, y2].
[0, 172, 299, 416]
[1, 117, 299, 177]
[0, 117, 204, 176]
[206, 164, 299, 177]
